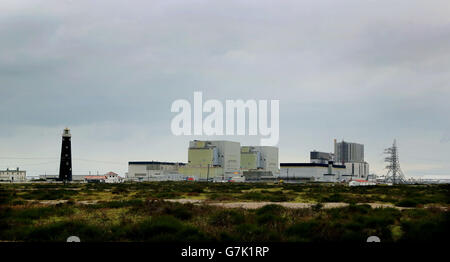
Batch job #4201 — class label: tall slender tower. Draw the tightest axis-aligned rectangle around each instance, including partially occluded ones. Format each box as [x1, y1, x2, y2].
[59, 128, 72, 182]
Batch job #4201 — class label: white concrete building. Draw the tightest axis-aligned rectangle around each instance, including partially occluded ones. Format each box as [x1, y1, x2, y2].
[0, 168, 26, 182]
[127, 161, 185, 182]
[240, 146, 279, 174]
[341, 162, 370, 180]
[180, 140, 241, 180]
[279, 163, 347, 182]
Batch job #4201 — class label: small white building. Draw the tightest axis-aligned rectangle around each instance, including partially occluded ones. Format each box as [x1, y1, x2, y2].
[0, 168, 26, 182]
[104, 172, 123, 183]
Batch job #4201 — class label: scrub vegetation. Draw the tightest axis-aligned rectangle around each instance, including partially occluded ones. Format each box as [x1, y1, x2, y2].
[0, 182, 448, 242]
[1, 182, 448, 205]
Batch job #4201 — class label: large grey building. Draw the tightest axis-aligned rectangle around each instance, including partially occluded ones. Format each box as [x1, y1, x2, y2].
[334, 139, 369, 179]
[334, 139, 364, 163]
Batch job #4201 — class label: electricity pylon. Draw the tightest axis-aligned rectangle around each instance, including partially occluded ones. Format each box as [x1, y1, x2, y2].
[384, 139, 406, 184]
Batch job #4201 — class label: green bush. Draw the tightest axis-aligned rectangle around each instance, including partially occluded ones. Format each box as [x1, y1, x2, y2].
[311, 203, 323, 212]
[122, 215, 208, 242]
[164, 205, 193, 220]
[322, 193, 344, 202]
[400, 212, 449, 242]
[347, 203, 371, 214]
[233, 223, 268, 241]
[95, 199, 144, 209]
[256, 204, 285, 216]
[7, 205, 76, 222]
[286, 221, 320, 242]
[209, 210, 245, 226]
[24, 221, 106, 242]
[396, 199, 420, 207]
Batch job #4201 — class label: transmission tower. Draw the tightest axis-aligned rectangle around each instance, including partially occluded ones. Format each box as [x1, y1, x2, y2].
[384, 139, 405, 184]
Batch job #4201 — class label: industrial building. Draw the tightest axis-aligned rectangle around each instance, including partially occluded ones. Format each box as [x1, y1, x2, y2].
[127, 161, 185, 182]
[122, 139, 370, 183]
[279, 162, 346, 182]
[0, 168, 26, 182]
[334, 140, 364, 163]
[179, 140, 241, 181]
[240, 146, 279, 173]
[310, 151, 334, 164]
[278, 143, 367, 182]
[240, 146, 279, 180]
[341, 162, 370, 180]
[334, 139, 369, 179]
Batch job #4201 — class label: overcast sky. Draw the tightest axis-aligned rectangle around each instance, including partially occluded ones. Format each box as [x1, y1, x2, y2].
[0, 0, 449, 179]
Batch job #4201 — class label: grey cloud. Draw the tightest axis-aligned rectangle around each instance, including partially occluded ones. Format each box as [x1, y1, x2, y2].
[0, 0, 449, 177]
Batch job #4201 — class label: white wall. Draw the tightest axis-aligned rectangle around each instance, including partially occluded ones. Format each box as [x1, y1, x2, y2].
[258, 146, 279, 175]
[127, 163, 181, 181]
[343, 162, 370, 178]
[279, 166, 346, 182]
[210, 141, 241, 175]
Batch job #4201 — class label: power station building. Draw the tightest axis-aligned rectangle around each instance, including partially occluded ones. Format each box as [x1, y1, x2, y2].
[240, 146, 279, 180]
[334, 139, 369, 179]
[279, 149, 345, 182]
[278, 139, 369, 183]
[124, 139, 368, 183]
[127, 161, 185, 182]
[279, 162, 346, 182]
[335, 140, 364, 163]
[240, 146, 279, 173]
[179, 140, 241, 181]
[310, 151, 334, 164]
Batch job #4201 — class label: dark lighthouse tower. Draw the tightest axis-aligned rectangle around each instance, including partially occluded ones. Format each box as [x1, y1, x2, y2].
[59, 128, 72, 182]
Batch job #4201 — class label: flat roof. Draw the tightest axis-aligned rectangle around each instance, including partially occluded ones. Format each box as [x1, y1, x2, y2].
[128, 161, 186, 166]
[280, 163, 346, 168]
